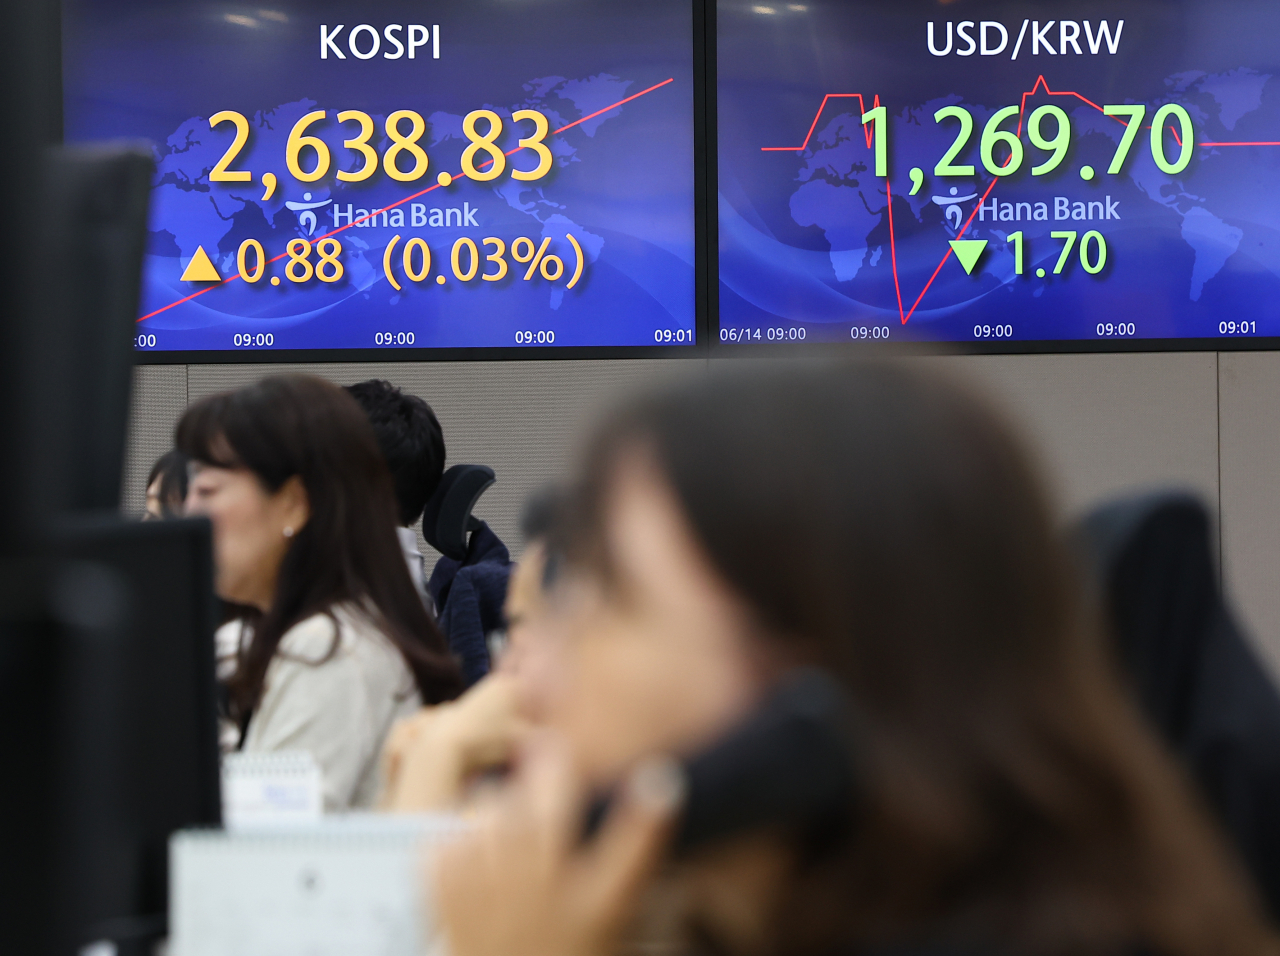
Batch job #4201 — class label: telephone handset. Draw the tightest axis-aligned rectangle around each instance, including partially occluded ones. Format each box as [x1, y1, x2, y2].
[585, 668, 860, 856]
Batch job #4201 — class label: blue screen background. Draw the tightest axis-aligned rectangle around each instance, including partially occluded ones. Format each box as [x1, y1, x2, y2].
[64, 0, 697, 353]
[717, 0, 1280, 345]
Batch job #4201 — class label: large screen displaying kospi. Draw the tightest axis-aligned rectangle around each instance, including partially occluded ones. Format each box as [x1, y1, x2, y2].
[63, 0, 699, 356]
[716, 0, 1280, 348]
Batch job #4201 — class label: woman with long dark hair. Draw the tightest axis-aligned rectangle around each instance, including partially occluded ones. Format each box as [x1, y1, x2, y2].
[178, 374, 462, 810]
[434, 363, 1277, 956]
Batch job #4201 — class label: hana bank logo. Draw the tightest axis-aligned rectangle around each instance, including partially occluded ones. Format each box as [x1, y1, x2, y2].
[286, 193, 333, 235]
[931, 186, 979, 234]
[927, 20, 1123, 60]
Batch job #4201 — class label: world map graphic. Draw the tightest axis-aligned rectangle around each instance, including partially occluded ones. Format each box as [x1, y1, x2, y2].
[786, 67, 1271, 307]
[147, 74, 630, 316]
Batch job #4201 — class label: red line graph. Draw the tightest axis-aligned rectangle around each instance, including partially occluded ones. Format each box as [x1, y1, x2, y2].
[139, 78, 675, 323]
[761, 94, 881, 152]
[1013, 74, 1108, 136]
[889, 177, 999, 324]
[884, 178, 903, 319]
[1181, 132, 1280, 146]
[769, 75, 1280, 325]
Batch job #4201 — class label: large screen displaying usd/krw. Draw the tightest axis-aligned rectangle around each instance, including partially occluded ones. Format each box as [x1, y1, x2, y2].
[63, 0, 698, 355]
[717, 0, 1280, 347]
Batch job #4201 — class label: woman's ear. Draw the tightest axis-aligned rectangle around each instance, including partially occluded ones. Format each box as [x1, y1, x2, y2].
[277, 475, 312, 536]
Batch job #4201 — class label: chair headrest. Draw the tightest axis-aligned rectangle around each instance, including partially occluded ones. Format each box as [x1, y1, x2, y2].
[1073, 491, 1220, 729]
[421, 464, 496, 561]
[1075, 491, 1211, 585]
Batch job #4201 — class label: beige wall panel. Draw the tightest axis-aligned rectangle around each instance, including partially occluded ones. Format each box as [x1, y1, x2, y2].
[1219, 351, 1280, 675]
[709, 352, 1220, 518]
[121, 364, 188, 515]
[933, 352, 1221, 517]
[187, 359, 706, 558]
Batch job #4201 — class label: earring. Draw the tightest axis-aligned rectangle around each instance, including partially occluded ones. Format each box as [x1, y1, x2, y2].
[283, 526, 294, 538]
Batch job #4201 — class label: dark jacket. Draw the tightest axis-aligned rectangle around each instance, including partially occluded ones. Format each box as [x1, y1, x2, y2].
[428, 521, 510, 687]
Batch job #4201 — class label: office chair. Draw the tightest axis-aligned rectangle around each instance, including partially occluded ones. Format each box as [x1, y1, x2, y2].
[421, 464, 496, 561]
[1076, 492, 1280, 919]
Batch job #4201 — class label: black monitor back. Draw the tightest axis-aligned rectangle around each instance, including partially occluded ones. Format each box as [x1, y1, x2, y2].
[46, 516, 222, 955]
[34, 146, 153, 516]
[0, 0, 57, 550]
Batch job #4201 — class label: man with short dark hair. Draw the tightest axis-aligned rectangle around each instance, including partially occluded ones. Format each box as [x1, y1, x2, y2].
[345, 380, 446, 606]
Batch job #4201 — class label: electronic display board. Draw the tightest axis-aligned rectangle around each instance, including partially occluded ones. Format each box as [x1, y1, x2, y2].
[63, 0, 699, 358]
[716, 1, 1280, 348]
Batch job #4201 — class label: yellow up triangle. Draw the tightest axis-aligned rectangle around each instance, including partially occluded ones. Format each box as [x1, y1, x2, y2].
[180, 246, 222, 282]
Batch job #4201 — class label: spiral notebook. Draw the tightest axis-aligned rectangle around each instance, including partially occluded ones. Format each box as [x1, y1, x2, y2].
[221, 751, 323, 831]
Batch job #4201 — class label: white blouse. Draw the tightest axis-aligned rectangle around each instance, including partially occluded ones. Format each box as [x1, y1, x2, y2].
[217, 604, 423, 811]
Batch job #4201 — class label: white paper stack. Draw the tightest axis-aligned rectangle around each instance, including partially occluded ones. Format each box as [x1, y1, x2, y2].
[169, 814, 467, 956]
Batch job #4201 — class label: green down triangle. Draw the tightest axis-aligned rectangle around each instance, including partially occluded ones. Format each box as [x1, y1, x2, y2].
[949, 239, 988, 275]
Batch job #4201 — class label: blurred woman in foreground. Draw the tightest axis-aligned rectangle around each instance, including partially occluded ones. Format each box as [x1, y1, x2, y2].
[178, 374, 462, 809]
[436, 363, 1276, 956]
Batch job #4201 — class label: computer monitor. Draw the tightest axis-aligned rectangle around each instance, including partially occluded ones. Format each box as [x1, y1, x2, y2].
[715, 0, 1280, 351]
[44, 516, 222, 955]
[62, 0, 703, 359]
